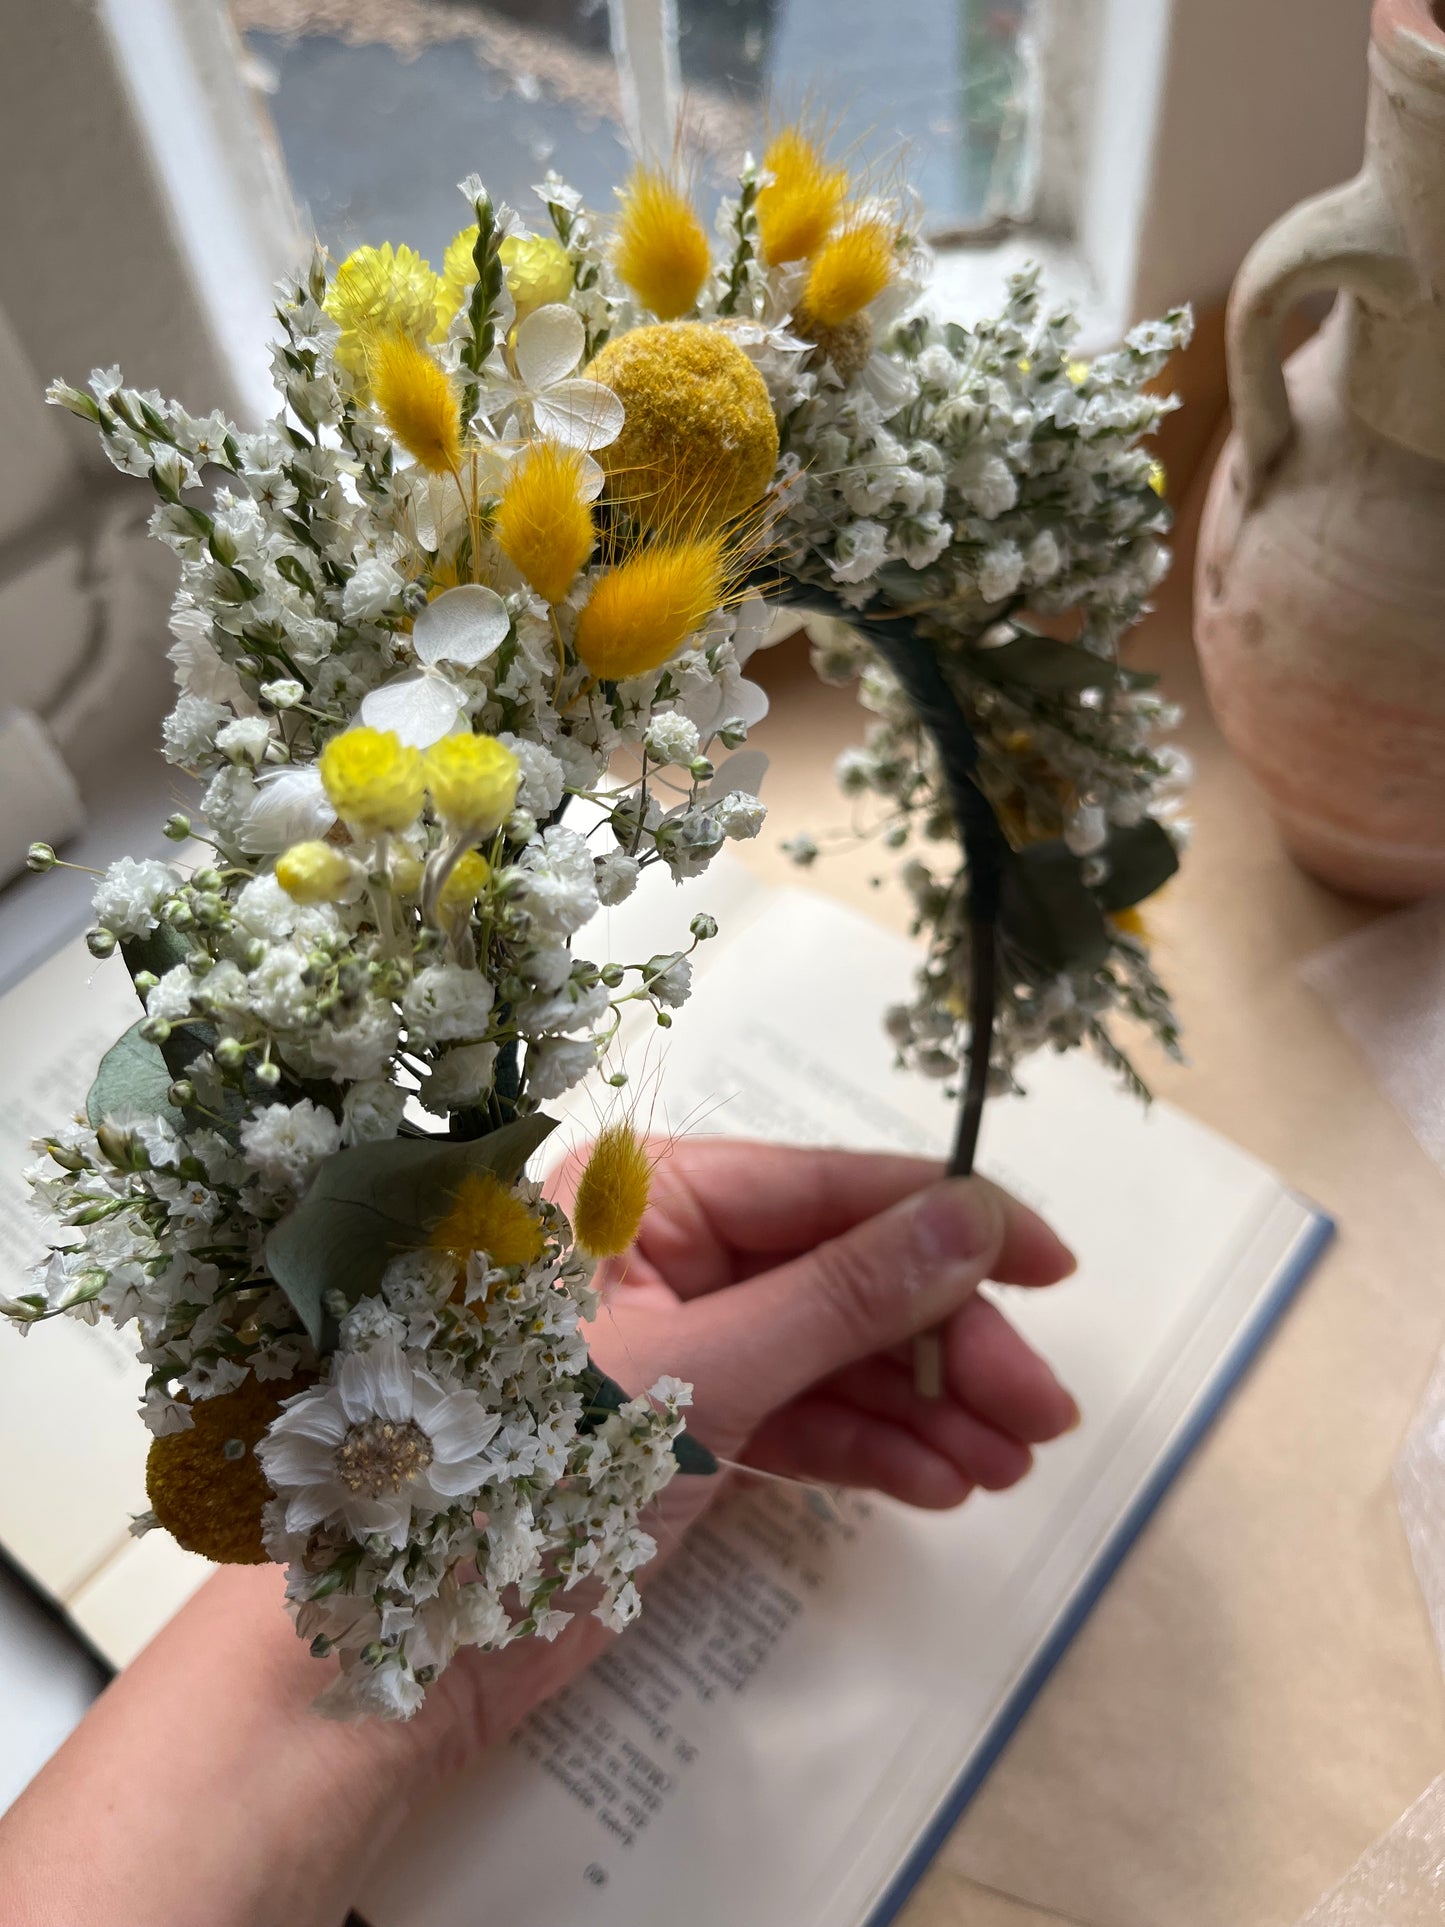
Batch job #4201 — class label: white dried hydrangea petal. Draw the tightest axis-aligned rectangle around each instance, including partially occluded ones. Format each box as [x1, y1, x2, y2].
[704, 749, 769, 802]
[513, 302, 585, 390]
[359, 673, 466, 748]
[411, 583, 509, 669]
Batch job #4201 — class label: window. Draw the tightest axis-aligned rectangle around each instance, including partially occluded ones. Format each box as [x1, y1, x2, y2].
[231, 0, 1047, 271]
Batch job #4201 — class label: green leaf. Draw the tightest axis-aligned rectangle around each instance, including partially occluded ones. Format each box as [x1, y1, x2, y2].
[1000, 842, 1111, 972]
[263, 1113, 558, 1350]
[576, 1362, 717, 1476]
[86, 1022, 177, 1129]
[120, 925, 190, 990]
[972, 634, 1118, 696]
[1095, 818, 1180, 912]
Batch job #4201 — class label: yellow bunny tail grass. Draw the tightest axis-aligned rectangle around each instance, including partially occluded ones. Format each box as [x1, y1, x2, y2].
[368, 331, 464, 475]
[493, 442, 595, 603]
[574, 535, 726, 681]
[798, 216, 896, 329]
[757, 124, 848, 265]
[430, 1170, 546, 1270]
[573, 1119, 653, 1259]
[613, 167, 712, 320]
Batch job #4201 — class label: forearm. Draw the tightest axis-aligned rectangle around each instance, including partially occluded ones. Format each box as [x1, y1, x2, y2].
[0, 1567, 440, 1927]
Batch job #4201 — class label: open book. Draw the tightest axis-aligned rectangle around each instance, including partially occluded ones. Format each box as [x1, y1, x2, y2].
[0, 862, 1331, 1926]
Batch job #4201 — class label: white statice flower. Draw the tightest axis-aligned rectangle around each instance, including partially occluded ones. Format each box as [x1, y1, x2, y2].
[594, 850, 639, 906]
[643, 711, 700, 767]
[214, 715, 273, 766]
[977, 540, 1025, 604]
[341, 555, 403, 622]
[525, 1035, 599, 1099]
[829, 518, 890, 585]
[423, 1040, 499, 1109]
[515, 825, 598, 936]
[258, 1340, 501, 1549]
[403, 964, 495, 1046]
[952, 448, 1018, 518]
[341, 1080, 406, 1145]
[92, 857, 177, 938]
[497, 734, 565, 817]
[310, 1003, 402, 1082]
[239, 1099, 341, 1191]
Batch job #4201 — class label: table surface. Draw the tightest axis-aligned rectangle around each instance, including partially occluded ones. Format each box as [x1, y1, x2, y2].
[729, 483, 1445, 1927]
[3, 483, 1442, 1923]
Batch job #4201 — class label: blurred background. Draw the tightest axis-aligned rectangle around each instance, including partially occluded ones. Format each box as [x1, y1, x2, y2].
[0, 0, 1372, 990]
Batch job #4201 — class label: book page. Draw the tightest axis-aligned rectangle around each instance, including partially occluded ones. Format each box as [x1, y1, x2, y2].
[362, 883, 1320, 1927]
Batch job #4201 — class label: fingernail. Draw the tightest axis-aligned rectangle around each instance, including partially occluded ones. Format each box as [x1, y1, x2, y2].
[903, 1180, 1004, 1317]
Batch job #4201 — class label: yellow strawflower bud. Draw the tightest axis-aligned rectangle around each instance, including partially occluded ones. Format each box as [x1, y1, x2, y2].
[319, 726, 426, 837]
[613, 168, 711, 321]
[500, 233, 574, 320]
[799, 217, 896, 329]
[367, 332, 463, 475]
[325, 242, 443, 380]
[587, 323, 779, 532]
[390, 853, 424, 901]
[275, 840, 355, 905]
[430, 1170, 545, 1269]
[756, 126, 848, 265]
[493, 442, 594, 604]
[575, 536, 725, 682]
[573, 1119, 652, 1258]
[425, 733, 520, 837]
[436, 848, 491, 919]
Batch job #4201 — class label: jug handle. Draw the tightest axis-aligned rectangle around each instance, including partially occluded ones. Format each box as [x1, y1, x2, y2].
[1229, 171, 1415, 503]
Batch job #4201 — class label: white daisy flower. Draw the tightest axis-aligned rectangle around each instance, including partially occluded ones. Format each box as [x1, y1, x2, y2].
[258, 1339, 501, 1549]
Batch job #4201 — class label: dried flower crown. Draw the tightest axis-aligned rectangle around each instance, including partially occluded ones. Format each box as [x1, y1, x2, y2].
[8, 127, 1190, 1717]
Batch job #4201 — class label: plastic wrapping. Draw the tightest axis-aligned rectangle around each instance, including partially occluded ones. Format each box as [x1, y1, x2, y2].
[1295, 1775, 1445, 1924]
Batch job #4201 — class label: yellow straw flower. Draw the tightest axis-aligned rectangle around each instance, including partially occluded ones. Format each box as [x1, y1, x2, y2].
[319, 726, 426, 837]
[325, 242, 443, 379]
[756, 125, 848, 265]
[436, 847, 491, 919]
[587, 322, 778, 532]
[367, 332, 463, 476]
[430, 1170, 545, 1269]
[613, 167, 711, 321]
[493, 442, 594, 604]
[573, 1119, 652, 1259]
[425, 733, 520, 838]
[275, 840, 355, 905]
[500, 232, 574, 321]
[799, 216, 896, 329]
[575, 536, 725, 681]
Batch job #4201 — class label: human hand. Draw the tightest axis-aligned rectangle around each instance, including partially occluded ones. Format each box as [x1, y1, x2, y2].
[0, 1141, 1077, 1927]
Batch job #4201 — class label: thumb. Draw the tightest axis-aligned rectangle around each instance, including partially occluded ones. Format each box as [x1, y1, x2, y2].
[680, 1176, 1014, 1427]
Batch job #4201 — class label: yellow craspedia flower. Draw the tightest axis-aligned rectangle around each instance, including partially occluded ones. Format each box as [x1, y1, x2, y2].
[275, 840, 354, 905]
[319, 726, 426, 837]
[325, 242, 443, 379]
[493, 442, 594, 604]
[613, 167, 711, 321]
[587, 323, 778, 532]
[430, 1170, 545, 1269]
[436, 847, 491, 919]
[501, 232, 574, 320]
[756, 125, 848, 265]
[146, 1372, 314, 1566]
[573, 1120, 652, 1259]
[574, 536, 725, 681]
[367, 331, 463, 475]
[425, 733, 520, 837]
[799, 216, 896, 329]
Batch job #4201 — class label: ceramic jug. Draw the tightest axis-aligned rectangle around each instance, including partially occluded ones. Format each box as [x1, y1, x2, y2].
[1196, 0, 1445, 901]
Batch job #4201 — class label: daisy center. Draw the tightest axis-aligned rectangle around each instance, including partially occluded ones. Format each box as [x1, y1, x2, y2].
[335, 1416, 434, 1497]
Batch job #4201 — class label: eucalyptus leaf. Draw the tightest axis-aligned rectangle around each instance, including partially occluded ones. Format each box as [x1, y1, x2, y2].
[1000, 842, 1111, 972]
[86, 1022, 178, 1129]
[264, 1113, 558, 1349]
[1095, 818, 1180, 912]
[972, 634, 1118, 696]
[576, 1361, 717, 1476]
[120, 925, 190, 992]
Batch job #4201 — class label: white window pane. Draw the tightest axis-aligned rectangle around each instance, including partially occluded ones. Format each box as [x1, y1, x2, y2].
[232, 0, 1038, 261]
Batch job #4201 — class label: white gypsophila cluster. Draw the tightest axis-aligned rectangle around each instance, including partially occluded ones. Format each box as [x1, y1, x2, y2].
[14, 136, 1194, 1715]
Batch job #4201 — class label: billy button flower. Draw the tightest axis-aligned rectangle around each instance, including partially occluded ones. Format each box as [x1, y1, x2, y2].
[145, 1371, 316, 1565]
[612, 166, 711, 321]
[756, 124, 848, 265]
[318, 726, 427, 838]
[587, 322, 779, 533]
